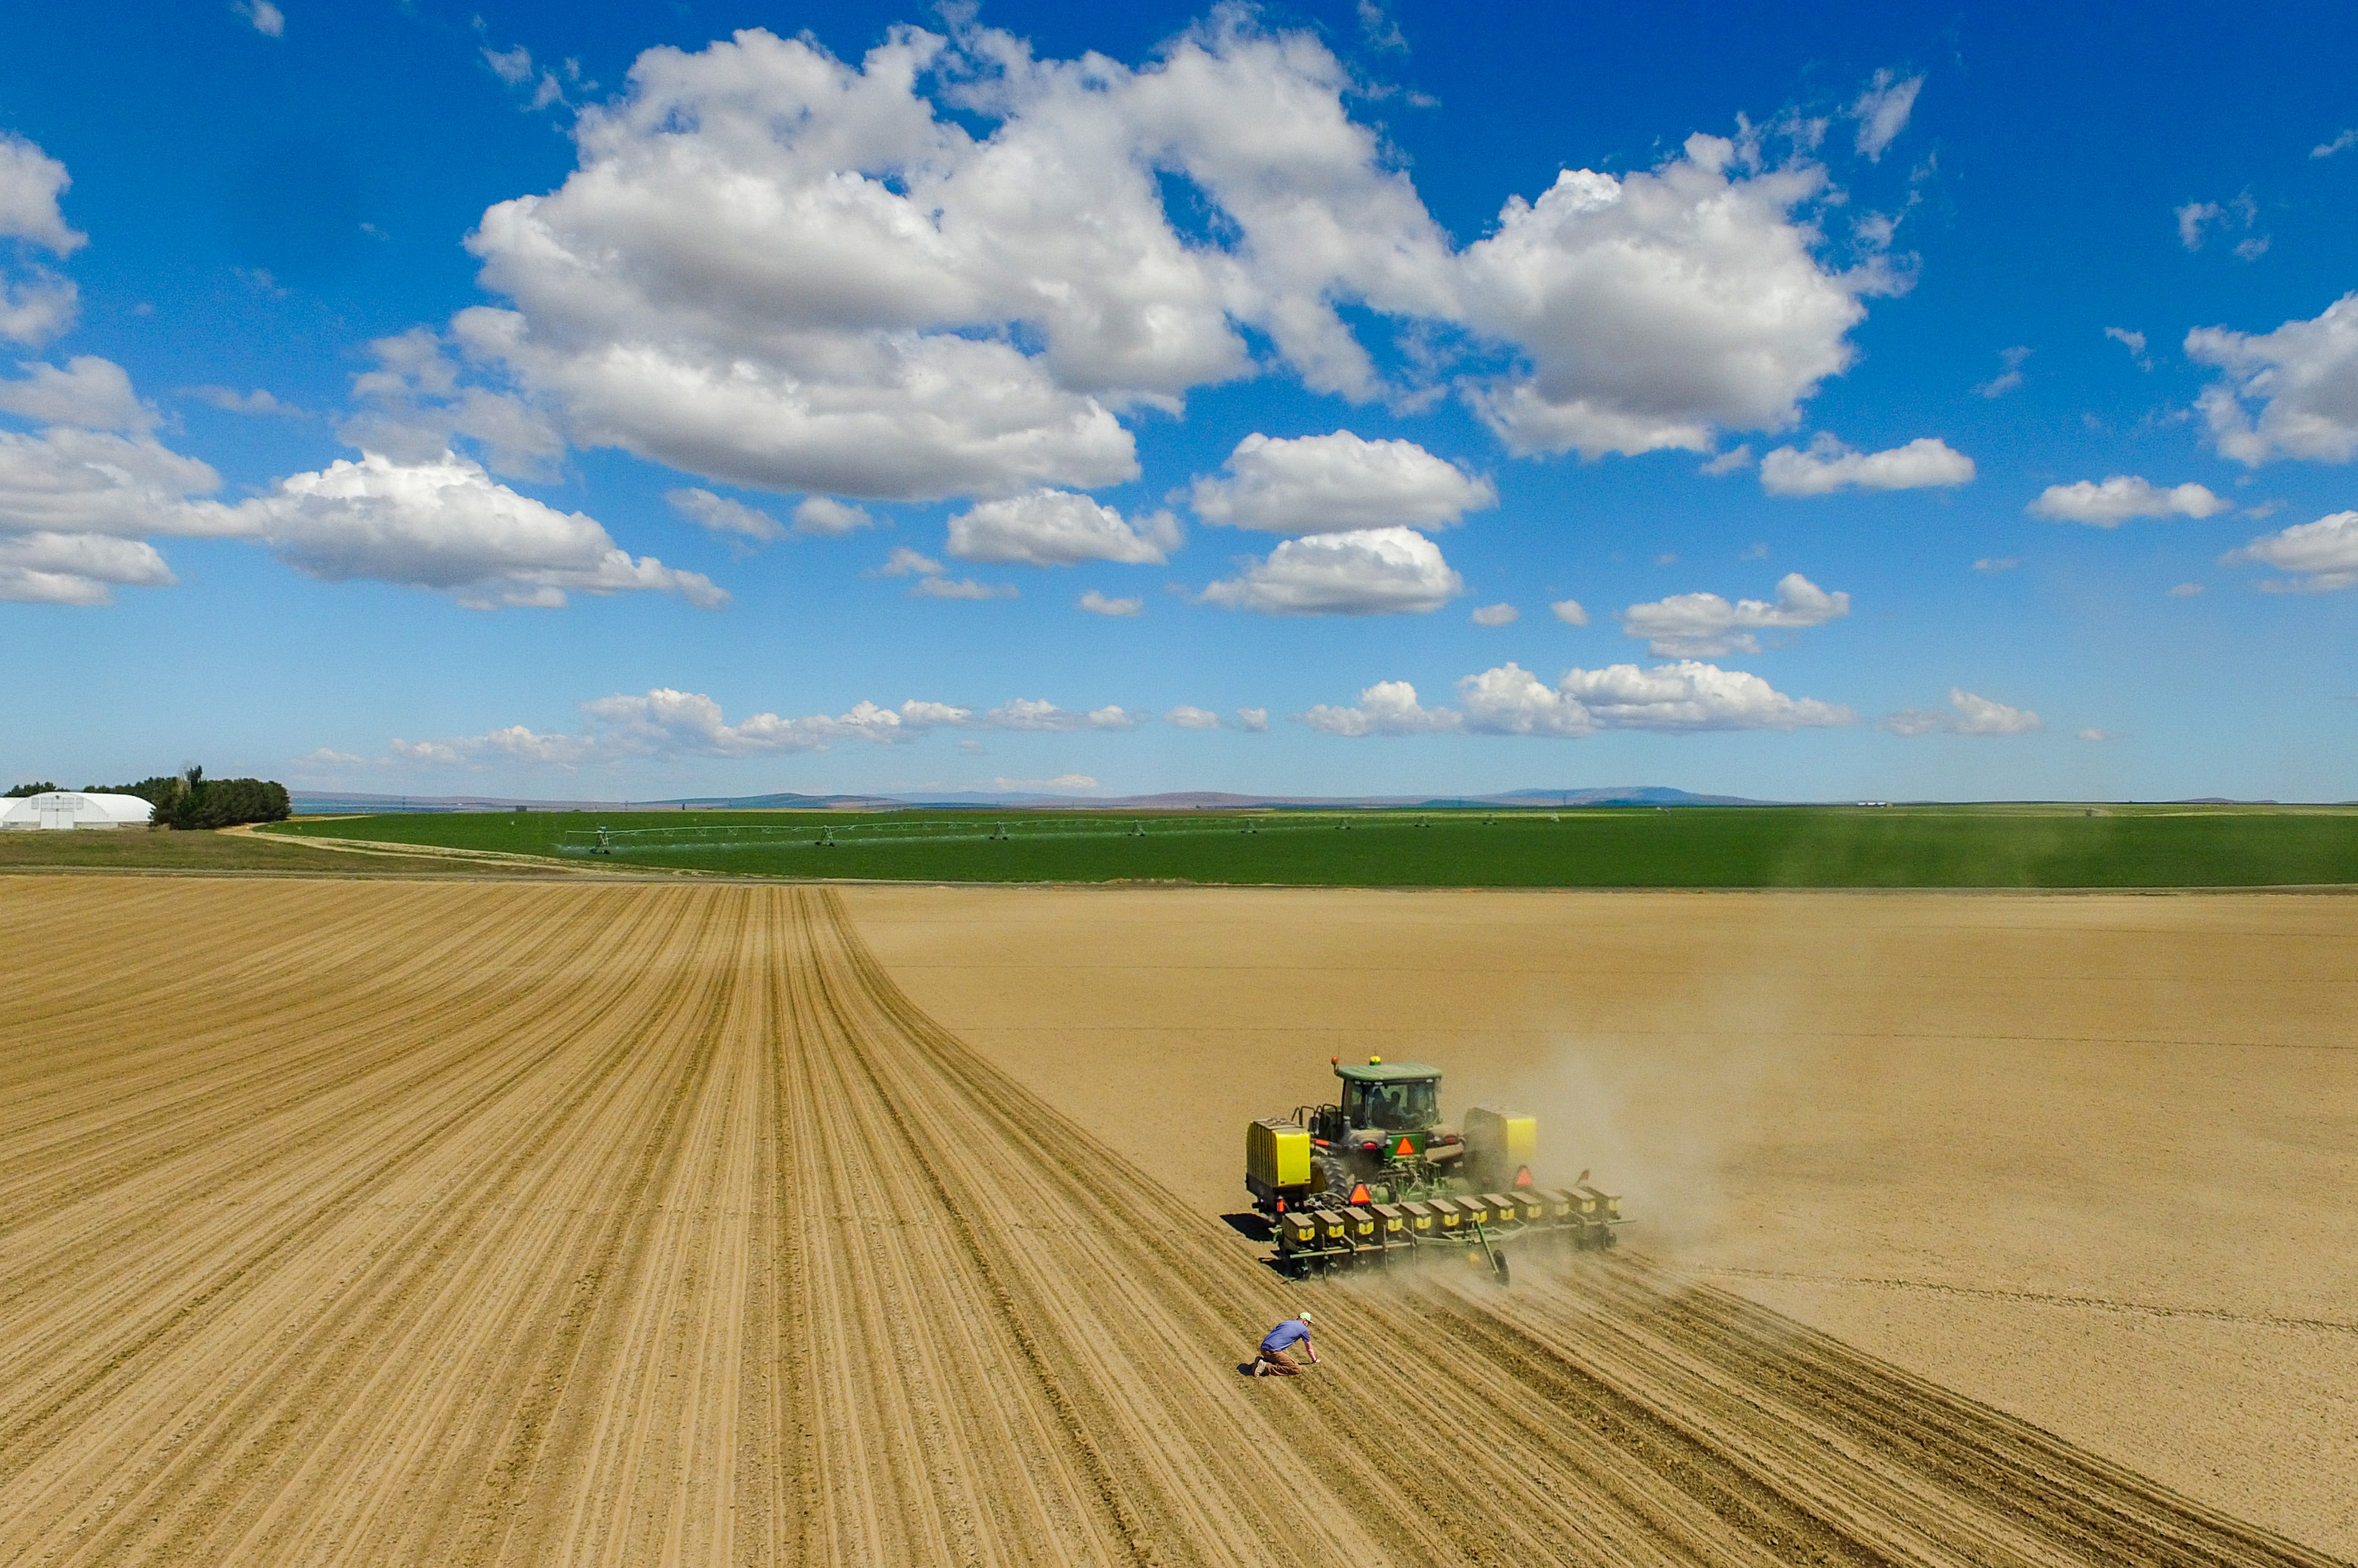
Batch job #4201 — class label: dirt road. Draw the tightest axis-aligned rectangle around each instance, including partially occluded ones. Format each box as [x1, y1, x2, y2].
[0, 877, 2334, 1566]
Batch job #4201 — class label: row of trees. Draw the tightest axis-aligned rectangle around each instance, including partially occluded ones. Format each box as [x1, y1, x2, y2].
[5, 768, 291, 828]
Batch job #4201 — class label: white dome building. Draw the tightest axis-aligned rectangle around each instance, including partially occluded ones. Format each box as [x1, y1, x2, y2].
[0, 791, 156, 830]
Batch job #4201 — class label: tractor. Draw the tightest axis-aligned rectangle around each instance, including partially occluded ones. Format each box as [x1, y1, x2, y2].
[1244, 1056, 1624, 1277]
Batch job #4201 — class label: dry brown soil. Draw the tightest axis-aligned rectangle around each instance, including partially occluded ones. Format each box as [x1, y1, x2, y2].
[0, 874, 2344, 1567]
[847, 885, 2358, 1560]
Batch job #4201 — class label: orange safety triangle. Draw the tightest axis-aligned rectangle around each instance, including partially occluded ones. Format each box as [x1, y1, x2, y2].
[1513, 1165, 1534, 1187]
[1348, 1182, 1371, 1205]
[1395, 1136, 1415, 1157]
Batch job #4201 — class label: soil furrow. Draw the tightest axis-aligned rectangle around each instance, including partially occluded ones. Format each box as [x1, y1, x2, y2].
[1, 877, 2335, 1568]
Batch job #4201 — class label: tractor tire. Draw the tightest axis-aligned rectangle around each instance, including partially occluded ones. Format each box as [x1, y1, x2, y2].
[1311, 1154, 1354, 1207]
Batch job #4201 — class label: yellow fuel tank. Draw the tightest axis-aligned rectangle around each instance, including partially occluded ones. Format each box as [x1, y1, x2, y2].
[1461, 1105, 1536, 1183]
[1247, 1117, 1311, 1190]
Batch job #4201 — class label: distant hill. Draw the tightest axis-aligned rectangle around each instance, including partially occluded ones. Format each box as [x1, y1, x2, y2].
[294, 783, 1777, 815]
[881, 785, 1772, 810]
[665, 785, 1775, 810]
[665, 790, 905, 810]
[292, 788, 897, 814]
[1463, 785, 1765, 807]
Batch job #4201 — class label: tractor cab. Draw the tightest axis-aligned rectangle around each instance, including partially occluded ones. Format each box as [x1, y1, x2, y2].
[1337, 1059, 1439, 1131]
[1291, 1057, 1466, 1195]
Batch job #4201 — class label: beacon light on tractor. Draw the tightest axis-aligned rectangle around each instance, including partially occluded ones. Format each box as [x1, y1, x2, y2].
[1244, 1056, 1624, 1279]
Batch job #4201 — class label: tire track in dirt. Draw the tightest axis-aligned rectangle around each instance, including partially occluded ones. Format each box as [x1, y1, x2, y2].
[0, 881, 624, 1222]
[1692, 1267, 2358, 1334]
[0, 878, 2338, 1568]
[804, 886, 2340, 1568]
[0, 886, 698, 1395]
[0, 887, 738, 1564]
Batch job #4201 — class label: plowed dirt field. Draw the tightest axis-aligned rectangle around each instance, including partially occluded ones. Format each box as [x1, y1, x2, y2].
[0, 876, 2339, 1567]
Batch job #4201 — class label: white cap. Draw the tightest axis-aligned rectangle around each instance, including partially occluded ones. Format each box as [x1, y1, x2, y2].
[1296, 1311, 1313, 1325]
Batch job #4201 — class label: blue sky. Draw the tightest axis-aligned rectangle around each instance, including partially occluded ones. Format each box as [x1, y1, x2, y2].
[4, 1, 2357, 802]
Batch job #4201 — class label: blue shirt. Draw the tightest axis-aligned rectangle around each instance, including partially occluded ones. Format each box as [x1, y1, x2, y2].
[1260, 1319, 1310, 1354]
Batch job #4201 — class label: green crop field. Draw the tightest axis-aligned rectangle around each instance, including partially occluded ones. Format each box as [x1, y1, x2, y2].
[257, 803, 2358, 888]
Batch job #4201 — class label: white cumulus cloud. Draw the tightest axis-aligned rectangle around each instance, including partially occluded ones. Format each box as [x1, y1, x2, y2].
[2176, 201, 2221, 250]
[2176, 193, 2263, 257]
[793, 496, 875, 535]
[667, 487, 786, 544]
[1299, 679, 1463, 736]
[1848, 70, 1923, 162]
[880, 544, 942, 577]
[1459, 133, 1882, 459]
[234, 1, 286, 38]
[1188, 430, 1493, 534]
[1549, 597, 1589, 625]
[1884, 688, 2041, 736]
[1619, 572, 1849, 656]
[948, 488, 1179, 566]
[0, 132, 83, 346]
[1165, 704, 1221, 729]
[433, 23, 1895, 499]
[912, 575, 1018, 600]
[0, 530, 176, 605]
[990, 774, 1101, 794]
[982, 698, 1136, 731]
[1470, 602, 1518, 626]
[186, 385, 304, 417]
[1234, 706, 1269, 732]
[2104, 326, 2152, 370]
[386, 685, 1152, 766]
[1974, 345, 2031, 398]
[673, 487, 877, 544]
[2027, 475, 2231, 526]
[1303, 660, 1853, 737]
[878, 542, 1015, 599]
[1760, 433, 1974, 496]
[1493, 664, 1846, 734]
[0, 411, 231, 605]
[2223, 509, 2358, 591]
[0, 132, 84, 256]
[396, 689, 978, 766]
[581, 690, 923, 756]
[2187, 293, 2358, 466]
[0, 360, 486, 608]
[1078, 588, 1142, 616]
[451, 20, 1469, 501]
[340, 326, 564, 481]
[1199, 525, 1460, 615]
[0, 433, 222, 535]
[0, 356, 157, 431]
[229, 451, 725, 610]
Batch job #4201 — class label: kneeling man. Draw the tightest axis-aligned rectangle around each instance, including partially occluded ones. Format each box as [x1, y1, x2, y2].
[1254, 1313, 1317, 1376]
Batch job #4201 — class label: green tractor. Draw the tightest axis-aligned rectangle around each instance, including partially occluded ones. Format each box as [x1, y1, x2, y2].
[1245, 1056, 1624, 1277]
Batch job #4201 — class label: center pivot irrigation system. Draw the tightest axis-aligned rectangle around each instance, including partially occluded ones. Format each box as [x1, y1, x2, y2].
[1244, 1056, 1625, 1282]
[564, 811, 1564, 858]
